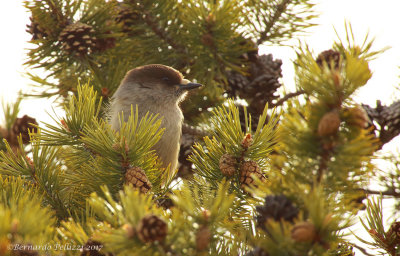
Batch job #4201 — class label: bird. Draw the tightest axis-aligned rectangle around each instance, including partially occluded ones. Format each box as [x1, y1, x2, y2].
[109, 64, 202, 171]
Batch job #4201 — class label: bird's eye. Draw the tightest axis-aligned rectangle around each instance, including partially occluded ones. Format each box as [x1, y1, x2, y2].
[162, 77, 170, 82]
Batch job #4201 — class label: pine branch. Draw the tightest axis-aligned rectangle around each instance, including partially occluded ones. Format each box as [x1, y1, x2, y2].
[270, 90, 305, 107]
[362, 100, 400, 148]
[360, 188, 400, 197]
[257, 0, 291, 45]
[142, 10, 187, 55]
[317, 149, 330, 183]
[352, 244, 375, 256]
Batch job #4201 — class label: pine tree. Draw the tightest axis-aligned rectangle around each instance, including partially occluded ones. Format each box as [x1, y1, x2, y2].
[1, 0, 400, 255]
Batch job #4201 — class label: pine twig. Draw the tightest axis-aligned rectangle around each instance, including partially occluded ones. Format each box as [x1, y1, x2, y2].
[142, 11, 187, 55]
[352, 243, 375, 256]
[316, 149, 330, 183]
[257, 0, 292, 45]
[362, 100, 400, 148]
[360, 188, 400, 197]
[270, 90, 305, 107]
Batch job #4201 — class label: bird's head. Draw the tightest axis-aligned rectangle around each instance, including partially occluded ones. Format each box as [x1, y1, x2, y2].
[120, 64, 203, 104]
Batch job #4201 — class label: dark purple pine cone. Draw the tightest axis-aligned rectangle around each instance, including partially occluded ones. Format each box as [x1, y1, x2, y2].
[11, 115, 38, 144]
[316, 49, 341, 70]
[26, 16, 48, 40]
[226, 53, 283, 115]
[255, 194, 299, 231]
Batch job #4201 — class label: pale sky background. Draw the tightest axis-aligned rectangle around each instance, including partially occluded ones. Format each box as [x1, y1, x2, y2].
[1, 0, 400, 254]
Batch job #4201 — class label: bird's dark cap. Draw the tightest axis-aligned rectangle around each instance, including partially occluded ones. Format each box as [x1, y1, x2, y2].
[124, 64, 183, 86]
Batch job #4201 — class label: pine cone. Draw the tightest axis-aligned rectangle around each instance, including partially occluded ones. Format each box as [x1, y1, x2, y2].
[239, 160, 265, 189]
[201, 33, 214, 47]
[11, 115, 38, 144]
[114, 3, 142, 34]
[316, 49, 341, 70]
[94, 31, 116, 52]
[219, 154, 237, 177]
[245, 247, 269, 256]
[255, 195, 299, 231]
[196, 226, 212, 251]
[362, 100, 400, 146]
[386, 221, 400, 246]
[80, 240, 110, 256]
[317, 110, 341, 137]
[291, 221, 317, 243]
[26, 16, 48, 40]
[156, 197, 174, 209]
[136, 215, 167, 243]
[227, 53, 283, 115]
[59, 22, 97, 57]
[0, 126, 8, 139]
[257, 54, 283, 77]
[124, 167, 152, 193]
[241, 133, 253, 149]
[345, 106, 369, 128]
[122, 223, 136, 239]
[227, 71, 249, 92]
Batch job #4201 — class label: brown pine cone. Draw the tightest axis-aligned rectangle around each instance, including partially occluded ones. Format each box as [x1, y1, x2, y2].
[386, 221, 400, 246]
[227, 53, 283, 115]
[201, 33, 214, 47]
[124, 167, 152, 193]
[114, 3, 142, 34]
[0, 126, 8, 139]
[94, 31, 116, 52]
[136, 215, 167, 243]
[26, 16, 48, 40]
[291, 222, 317, 243]
[122, 223, 136, 239]
[316, 49, 341, 70]
[196, 226, 212, 251]
[345, 106, 369, 128]
[58, 22, 97, 57]
[11, 115, 38, 144]
[255, 194, 299, 231]
[156, 197, 174, 209]
[240, 160, 265, 189]
[317, 110, 341, 137]
[241, 133, 253, 149]
[219, 154, 237, 177]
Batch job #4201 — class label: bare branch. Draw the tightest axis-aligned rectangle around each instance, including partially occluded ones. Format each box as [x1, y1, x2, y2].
[270, 90, 305, 107]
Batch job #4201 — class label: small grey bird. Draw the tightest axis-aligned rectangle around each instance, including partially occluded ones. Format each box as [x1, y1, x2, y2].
[109, 64, 202, 170]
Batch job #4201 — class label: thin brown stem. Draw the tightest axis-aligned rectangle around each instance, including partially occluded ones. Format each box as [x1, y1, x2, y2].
[352, 243, 375, 256]
[270, 90, 305, 107]
[317, 149, 330, 183]
[359, 188, 400, 198]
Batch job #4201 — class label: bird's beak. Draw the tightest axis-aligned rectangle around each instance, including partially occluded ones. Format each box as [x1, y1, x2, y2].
[179, 82, 203, 90]
[178, 79, 203, 91]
